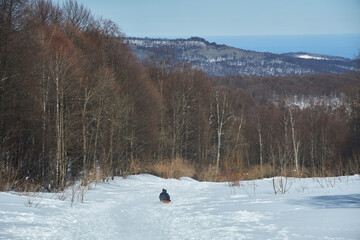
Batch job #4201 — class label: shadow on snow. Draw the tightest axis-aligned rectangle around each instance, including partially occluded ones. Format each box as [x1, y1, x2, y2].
[289, 194, 360, 209]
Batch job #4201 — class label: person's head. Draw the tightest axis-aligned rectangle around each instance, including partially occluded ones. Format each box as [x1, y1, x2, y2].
[162, 189, 166, 193]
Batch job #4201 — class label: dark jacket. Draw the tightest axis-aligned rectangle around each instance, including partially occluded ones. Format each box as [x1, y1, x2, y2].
[159, 189, 171, 202]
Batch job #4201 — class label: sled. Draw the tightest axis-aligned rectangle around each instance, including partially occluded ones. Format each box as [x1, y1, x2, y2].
[160, 200, 171, 204]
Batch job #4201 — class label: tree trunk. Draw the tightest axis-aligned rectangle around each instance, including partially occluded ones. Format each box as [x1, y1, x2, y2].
[81, 88, 88, 185]
[216, 124, 222, 168]
[257, 116, 263, 177]
[215, 91, 230, 168]
[55, 72, 65, 190]
[93, 100, 102, 172]
[109, 123, 114, 180]
[289, 108, 299, 172]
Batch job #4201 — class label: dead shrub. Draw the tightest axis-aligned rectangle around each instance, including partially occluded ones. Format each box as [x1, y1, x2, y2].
[56, 191, 69, 201]
[24, 192, 42, 208]
[272, 176, 292, 195]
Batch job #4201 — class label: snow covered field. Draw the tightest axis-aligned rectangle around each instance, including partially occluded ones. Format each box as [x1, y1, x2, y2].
[1, 174, 359, 240]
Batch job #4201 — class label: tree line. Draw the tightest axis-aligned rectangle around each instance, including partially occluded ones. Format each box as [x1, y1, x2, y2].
[1, 0, 359, 191]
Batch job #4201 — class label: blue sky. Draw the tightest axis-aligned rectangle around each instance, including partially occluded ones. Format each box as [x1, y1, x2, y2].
[58, 0, 360, 37]
[53, 0, 360, 58]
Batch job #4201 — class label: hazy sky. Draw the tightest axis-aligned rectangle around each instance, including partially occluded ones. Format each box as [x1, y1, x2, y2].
[57, 0, 360, 37]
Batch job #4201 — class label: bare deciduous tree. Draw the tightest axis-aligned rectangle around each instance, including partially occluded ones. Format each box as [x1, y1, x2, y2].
[211, 89, 233, 168]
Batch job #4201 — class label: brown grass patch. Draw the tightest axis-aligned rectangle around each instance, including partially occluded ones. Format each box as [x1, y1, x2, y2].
[151, 158, 196, 179]
[245, 163, 274, 180]
[197, 165, 220, 182]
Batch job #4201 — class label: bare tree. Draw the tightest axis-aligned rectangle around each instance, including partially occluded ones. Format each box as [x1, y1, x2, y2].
[62, 0, 91, 29]
[211, 90, 233, 168]
[47, 28, 76, 189]
[257, 115, 264, 177]
[30, 0, 63, 25]
[148, 48, 175, 161]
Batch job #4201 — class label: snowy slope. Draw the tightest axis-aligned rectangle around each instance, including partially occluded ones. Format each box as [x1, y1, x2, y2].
[1, 175, 360, 239]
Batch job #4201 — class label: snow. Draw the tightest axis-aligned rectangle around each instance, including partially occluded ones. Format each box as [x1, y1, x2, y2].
[1, 174, 360, 239]
[295, 54, 328, 60]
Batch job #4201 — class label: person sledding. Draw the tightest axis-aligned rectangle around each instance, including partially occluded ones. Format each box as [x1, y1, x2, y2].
[159, 189, 171, 203]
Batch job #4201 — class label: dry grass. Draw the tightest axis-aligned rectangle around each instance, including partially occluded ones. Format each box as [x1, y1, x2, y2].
[245, 163, 274, 180]
[150, 158, 196, 179]
[81, 155, 360, 185]
[197, 165, 220, 182]
[1, 175, 43, 192]
[82, 166, 109, 187]
[17, 180, 43, 192]
[128, 160, 143, 176]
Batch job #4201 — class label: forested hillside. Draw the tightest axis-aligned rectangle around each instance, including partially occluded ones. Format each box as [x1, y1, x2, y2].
[1, 0, 359, 191]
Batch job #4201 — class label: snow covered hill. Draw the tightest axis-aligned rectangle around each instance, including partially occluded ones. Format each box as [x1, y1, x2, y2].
[127, 37, 357, 76]
[1, 175, 360, 239]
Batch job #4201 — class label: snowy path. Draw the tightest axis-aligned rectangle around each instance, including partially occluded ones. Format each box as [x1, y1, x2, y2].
[1, 174, 360, 239]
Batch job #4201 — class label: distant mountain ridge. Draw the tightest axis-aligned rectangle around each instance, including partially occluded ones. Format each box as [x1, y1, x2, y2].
[127, 37, 357, 76]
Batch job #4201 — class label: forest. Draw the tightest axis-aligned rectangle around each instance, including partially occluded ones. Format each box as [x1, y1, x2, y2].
[1, 0, 359, 191]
